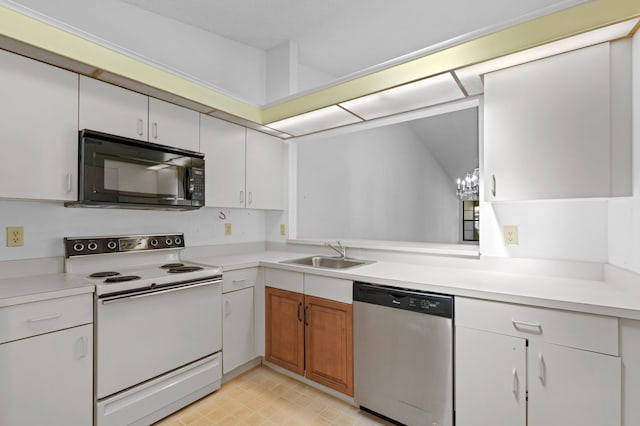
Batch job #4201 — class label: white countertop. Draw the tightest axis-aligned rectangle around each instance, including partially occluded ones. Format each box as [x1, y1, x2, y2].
[0, 273, 94, 307]
[188, 250, 640, 321]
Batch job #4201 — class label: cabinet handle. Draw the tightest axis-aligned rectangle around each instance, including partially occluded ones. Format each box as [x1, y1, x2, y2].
[28, 313, 61, 323]
[297, 302, 302, 322]
[304, 305, 309, 326]
[225, 300, 231, 317]
[240, 190, 244, 203]
[248, 192, 253, 204]
[152, 122, 158, 139]
[511, 319, 542, 332]
[512, 368, 519, 397]
[137, 118, 144, 136]
[538, 352, 545, 384]
[232, 279, 246, 284]
[491, 174, 496, 197]
[66, 173, 72, 193]
[80, 336, 88, 358]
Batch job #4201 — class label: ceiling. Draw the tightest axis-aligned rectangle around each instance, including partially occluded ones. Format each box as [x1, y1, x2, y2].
[408, 108, 479, 182]
[121, 0, 588, 81]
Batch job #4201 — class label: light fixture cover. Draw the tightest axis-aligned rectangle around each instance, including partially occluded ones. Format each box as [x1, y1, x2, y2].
[266, 105, 361, 136]
[339, 73, 464, 120]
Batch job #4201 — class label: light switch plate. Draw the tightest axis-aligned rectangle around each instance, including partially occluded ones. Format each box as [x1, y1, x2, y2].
[504, 225, 519, 246]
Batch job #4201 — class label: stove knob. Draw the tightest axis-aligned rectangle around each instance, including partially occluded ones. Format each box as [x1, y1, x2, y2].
[73, 242, 85, 252]
[87, 242, 98, 251]
[165, 238, 173, 246]
[150, 239, 159, 247]
[106, 241, 117, 250]
[174, 237, 182, 245]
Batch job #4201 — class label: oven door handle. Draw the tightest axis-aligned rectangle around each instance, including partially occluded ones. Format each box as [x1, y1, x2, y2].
[100, 280, 221, 305]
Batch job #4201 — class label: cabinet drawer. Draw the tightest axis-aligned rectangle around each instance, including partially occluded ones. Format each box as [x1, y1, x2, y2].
[455, 297, 618, 355]
[265, 269, 303, 293]
[0, 294, 93, 344]
[304, 274, 353, 304]
[223, 268, 258, 293]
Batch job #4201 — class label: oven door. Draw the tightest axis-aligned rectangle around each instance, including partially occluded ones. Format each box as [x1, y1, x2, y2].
[96, 278, 222, 399]
[79, 130, 204, 209]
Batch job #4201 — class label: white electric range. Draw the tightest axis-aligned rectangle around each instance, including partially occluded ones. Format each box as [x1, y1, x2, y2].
[64, 233, 223, 426]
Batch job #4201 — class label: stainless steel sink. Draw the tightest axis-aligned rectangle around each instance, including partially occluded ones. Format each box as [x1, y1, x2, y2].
[280, 256, 373, 270]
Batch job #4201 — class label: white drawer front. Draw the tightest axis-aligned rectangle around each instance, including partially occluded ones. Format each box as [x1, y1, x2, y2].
[0, 294, 93, 344]
[223, 268, 258, 293]
[455, 297, 618, 356]
[304, 274, 353, 304]
[264, 269, 303, 293]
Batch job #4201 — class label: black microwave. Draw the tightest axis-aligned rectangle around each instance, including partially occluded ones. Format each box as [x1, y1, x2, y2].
[65, 130, 205, 210]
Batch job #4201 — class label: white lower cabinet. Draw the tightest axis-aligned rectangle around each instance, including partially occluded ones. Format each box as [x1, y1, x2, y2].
[223, 273, 256, 374]
[455, 297, 621, 426]
[0, 324, 93, 426]
[455, 327, 526, 426]
[528, 341, 621, 426]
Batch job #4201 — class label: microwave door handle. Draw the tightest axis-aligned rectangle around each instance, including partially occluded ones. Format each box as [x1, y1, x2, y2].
[185, 167, 195, 200]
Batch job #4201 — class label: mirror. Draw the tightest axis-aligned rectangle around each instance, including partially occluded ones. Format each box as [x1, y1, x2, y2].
[295, 105, 479, 245]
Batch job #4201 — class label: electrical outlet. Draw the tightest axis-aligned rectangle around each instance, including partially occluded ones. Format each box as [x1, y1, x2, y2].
[6, 226, 24, 247]
[503, 225, 519, 246]
[280, 224, 286, 236]
[224, 223, 232, 236]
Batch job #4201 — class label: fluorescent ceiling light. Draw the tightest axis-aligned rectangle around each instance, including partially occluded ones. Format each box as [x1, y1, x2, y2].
[266, 105, 362, 136]
[339, 73, 464, 120]
[455, 18, 640, 96]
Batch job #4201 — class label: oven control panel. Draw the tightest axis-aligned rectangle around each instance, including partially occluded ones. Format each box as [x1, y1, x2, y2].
[64, 234, 185, 257]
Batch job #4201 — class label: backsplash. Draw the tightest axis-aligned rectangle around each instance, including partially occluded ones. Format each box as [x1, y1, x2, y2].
[0, 200, 267, 261]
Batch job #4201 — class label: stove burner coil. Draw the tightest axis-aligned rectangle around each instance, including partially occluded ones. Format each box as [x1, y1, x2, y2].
[160, 263, 184, 269]
[167, 266, 204, 273]
[90, 271, 121, 278]
[104, 275, 142, 283]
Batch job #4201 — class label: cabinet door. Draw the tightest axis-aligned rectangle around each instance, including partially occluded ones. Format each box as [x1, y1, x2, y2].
[223, 287, 255, 374]
[79, 75, 148, 140]
[265, 287, 304, 375]
[246, 129, 285, 210]
[528, 341, 621, 426]
[305, 295, 354, 396]
[200, 115, 246, 208]
[0, 324, 92, 426]
[455, 326, 526, 426]
[149, 98, 200, 151]
[484, 43, 617, 201]
[0, 50, 78, 201]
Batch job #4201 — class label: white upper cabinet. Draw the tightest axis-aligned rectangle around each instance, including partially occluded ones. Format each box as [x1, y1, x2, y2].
[79, 76, 148, 140]
[80, 76, 200, 151]
[200, 115, 246, 208]
[0, 50, 78, 201]
[148, 97, 200, 151]
[484, 41, 632, 201]
[200, 116, 285, 210]
[246, 129, 285, 210]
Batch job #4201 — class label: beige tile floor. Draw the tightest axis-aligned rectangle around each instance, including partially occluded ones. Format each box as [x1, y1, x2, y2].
[153, 364, 393, 426]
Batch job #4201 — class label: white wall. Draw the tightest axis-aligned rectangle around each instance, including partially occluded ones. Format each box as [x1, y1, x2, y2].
[296, 122, 459, 243]
[0, 201, 266, 261]
[5, 0, 267, 104]
[608, 30, 640, 273]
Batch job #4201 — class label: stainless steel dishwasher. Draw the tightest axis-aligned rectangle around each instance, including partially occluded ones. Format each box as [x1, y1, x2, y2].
[353, 282, 454, 426]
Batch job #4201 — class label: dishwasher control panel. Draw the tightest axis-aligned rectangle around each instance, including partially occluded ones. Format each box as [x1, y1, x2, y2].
[353, 282, 453, 318]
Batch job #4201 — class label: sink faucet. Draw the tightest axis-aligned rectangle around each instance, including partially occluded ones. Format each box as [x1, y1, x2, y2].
[326, 241, 346, 259]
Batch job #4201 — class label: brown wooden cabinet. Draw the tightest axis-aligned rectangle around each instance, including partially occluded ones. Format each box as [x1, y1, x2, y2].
[265, 287, 305, 375]
[265, 287, 354, 396]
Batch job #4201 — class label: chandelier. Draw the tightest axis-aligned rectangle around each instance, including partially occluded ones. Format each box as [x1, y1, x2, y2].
[456, 168, 480, 201]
